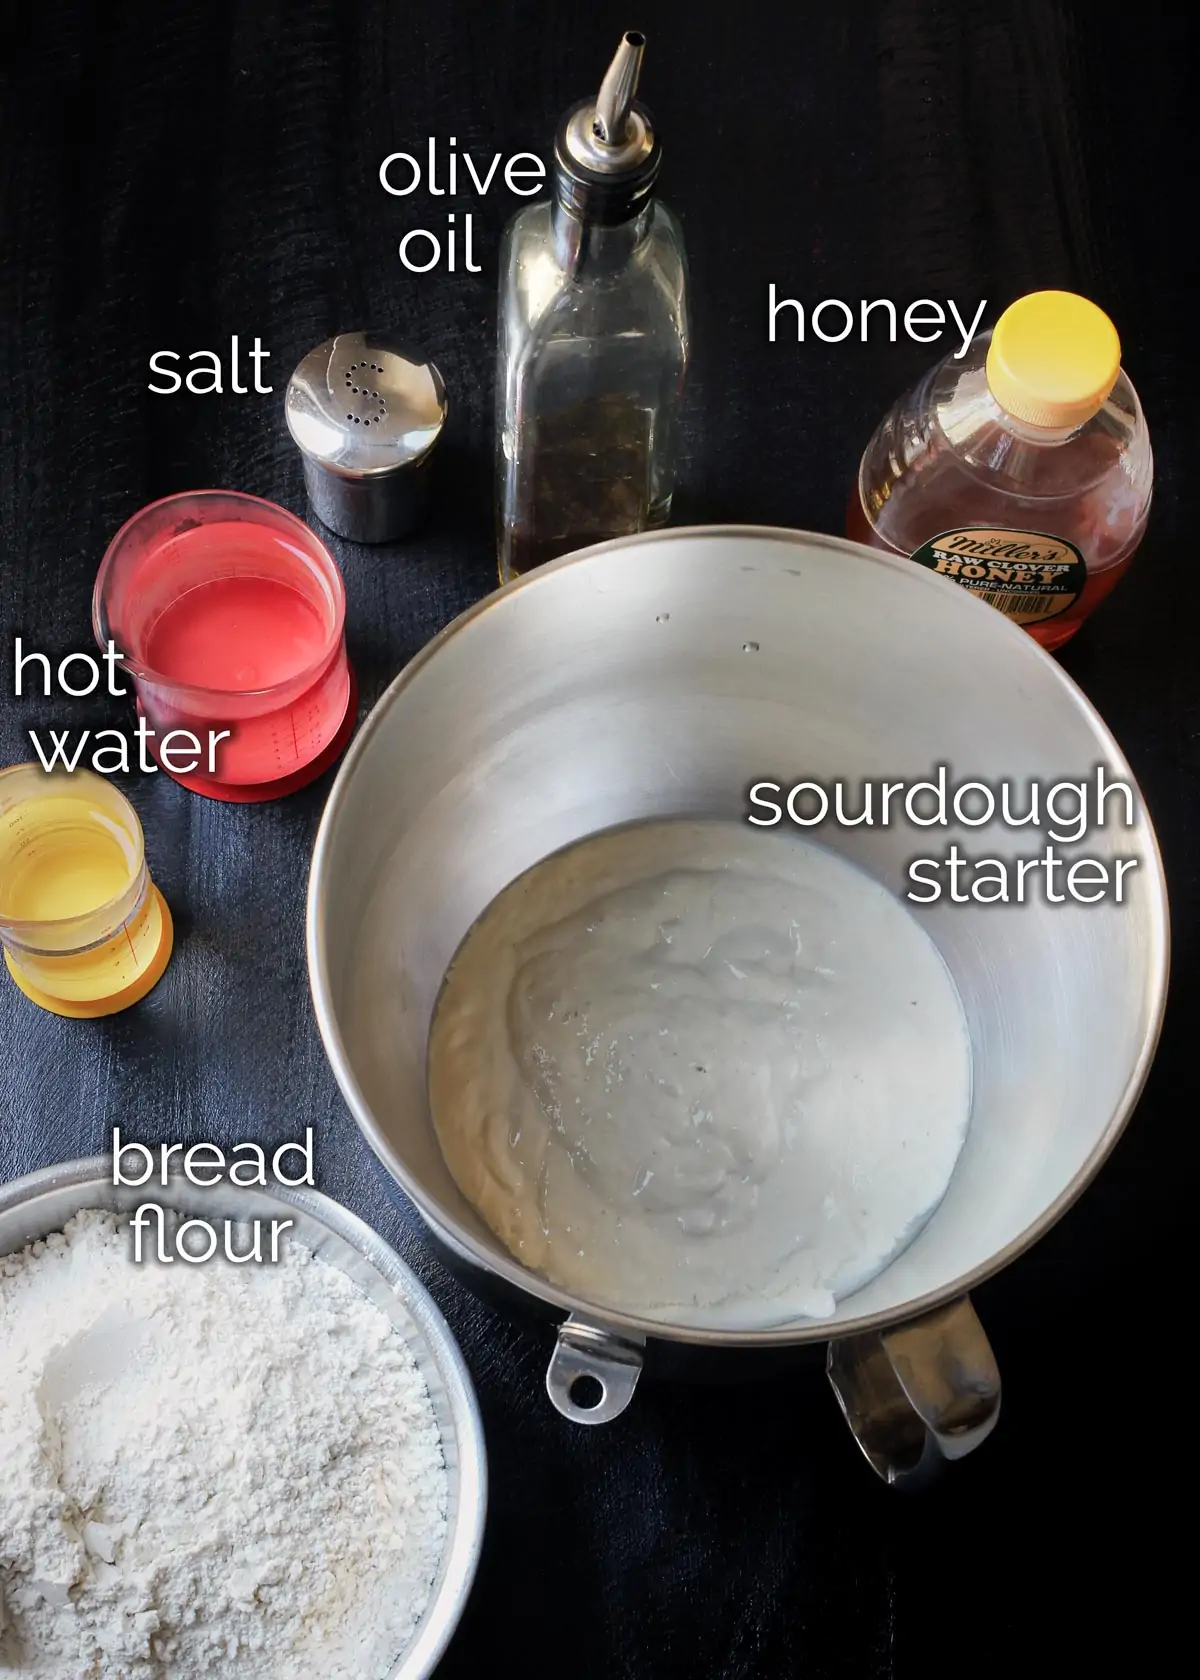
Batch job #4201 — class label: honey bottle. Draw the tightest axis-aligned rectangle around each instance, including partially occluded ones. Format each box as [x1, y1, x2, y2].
[848, 291, 1153, 650]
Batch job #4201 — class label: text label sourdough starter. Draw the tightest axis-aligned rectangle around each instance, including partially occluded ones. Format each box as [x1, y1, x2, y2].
[428, 821, 972, 1327]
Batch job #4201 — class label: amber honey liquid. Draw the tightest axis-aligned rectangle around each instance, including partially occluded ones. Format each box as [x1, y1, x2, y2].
[847, 435, 1144, 653]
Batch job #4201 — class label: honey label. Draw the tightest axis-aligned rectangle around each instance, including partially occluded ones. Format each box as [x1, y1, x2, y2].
[909, 527, 1086, 625]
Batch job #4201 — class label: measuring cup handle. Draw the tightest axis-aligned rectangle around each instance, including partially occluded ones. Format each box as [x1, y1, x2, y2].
[825, 1294, 1001, 1487]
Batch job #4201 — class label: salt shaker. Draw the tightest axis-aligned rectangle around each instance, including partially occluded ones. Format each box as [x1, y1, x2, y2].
[286, 332, 447, 544]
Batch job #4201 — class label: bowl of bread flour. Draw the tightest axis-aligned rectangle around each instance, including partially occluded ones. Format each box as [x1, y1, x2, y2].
[0, 1159, 486, 1680]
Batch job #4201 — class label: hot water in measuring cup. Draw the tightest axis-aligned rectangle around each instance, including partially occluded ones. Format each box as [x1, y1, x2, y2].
[94, 491, 356, 801]
[0, 765, 172, 1017]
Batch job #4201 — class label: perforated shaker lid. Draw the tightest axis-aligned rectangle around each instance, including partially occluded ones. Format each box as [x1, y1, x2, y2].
[286, 332, 447, 479]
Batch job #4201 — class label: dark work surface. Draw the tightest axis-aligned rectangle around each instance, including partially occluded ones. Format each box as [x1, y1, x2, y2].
[1, 2, 1195, 1674]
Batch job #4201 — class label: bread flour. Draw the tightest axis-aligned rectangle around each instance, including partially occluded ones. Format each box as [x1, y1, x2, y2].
[0, 1210, 448, 1679]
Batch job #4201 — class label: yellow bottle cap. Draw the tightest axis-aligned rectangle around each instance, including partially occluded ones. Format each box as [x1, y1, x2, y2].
[985, 290, 1121, 429]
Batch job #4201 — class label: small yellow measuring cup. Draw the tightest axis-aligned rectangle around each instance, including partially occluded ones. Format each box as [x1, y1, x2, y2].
[0, 764, 173, 1017]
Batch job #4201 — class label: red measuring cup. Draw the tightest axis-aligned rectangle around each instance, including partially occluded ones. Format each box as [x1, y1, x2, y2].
[94, 491, 356, 800]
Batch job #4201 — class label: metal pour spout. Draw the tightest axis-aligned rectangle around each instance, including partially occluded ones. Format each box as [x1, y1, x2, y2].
[556, 27, 658, 196]
[593, 31, 646, 146]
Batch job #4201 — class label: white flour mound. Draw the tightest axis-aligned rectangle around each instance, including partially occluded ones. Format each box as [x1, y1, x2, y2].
[0, 1210, 448, 1679]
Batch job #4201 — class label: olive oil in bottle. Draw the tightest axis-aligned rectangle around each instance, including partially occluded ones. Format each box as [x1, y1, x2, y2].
[495, 32, 690, 582]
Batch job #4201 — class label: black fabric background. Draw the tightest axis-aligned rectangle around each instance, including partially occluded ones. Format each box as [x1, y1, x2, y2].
[1, 3, 1196, 1674]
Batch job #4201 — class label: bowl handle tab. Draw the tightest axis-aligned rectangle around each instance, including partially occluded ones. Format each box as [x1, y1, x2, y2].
[545, 1315, 645, 1425]
[826, 1294, 1001, 1487]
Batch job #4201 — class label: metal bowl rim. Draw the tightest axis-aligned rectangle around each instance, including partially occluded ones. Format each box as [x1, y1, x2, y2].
[307, 522, 1171, 1347]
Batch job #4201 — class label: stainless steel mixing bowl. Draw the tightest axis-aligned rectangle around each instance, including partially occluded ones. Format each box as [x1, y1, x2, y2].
[307, 526, 1168, 1482]
[0, 1158, 487, 1678]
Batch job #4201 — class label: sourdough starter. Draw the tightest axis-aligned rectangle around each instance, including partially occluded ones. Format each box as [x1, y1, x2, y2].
[429, 821, 972, 1326]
